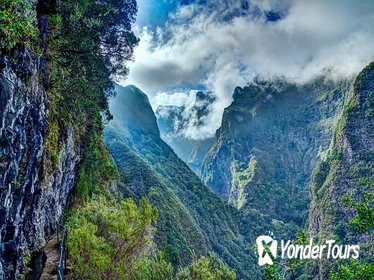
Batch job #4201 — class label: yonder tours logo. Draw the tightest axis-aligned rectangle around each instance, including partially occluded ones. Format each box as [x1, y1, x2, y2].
[256, 235, 360, 266]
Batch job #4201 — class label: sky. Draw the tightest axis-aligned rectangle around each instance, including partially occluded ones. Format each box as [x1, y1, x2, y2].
[122, 0, 374, 140]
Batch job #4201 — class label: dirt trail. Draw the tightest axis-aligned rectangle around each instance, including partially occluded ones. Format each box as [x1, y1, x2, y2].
[40, 236, 59, 280]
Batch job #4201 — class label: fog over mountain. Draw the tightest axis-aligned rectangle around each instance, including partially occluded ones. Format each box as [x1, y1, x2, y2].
[124, 0, 374, 140]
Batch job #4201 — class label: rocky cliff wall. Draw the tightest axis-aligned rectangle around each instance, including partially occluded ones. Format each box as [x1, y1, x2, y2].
[308, 62, 374, 278]
[0, 8, 81, 279]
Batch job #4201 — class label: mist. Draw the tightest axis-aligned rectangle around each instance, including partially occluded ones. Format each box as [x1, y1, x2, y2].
[123, 0, 374, 140]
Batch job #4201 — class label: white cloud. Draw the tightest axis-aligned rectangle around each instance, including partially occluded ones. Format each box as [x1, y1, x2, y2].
[151, 89, 197, 110]
[122, 0, 374, 140]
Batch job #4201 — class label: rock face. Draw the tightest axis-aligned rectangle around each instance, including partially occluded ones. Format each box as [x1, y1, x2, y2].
[308, 62, 374, 278]
[155, 91, 215, 175]
[0, 15, 80, 280]
[201, 78, 352, 236]
[104, 85, 256, 278]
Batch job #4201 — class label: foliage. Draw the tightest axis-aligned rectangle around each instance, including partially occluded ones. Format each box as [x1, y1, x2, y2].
[329, 178, 374, 280]
[176, 253, 236, 280]
[131, 252, 174, 280]
[264, 264, 284, 280]
[66, 195, 236, 280]
[45, 0, 138, 165]
[342, 177, 374, 234]
[0, 0, 38, 50]
[263, 230, 307, 280]
[330, 260, 374, 280]
[202, 79, 351, 254]
[104, 86, 255, 277]
[75, 132, 117, 201]
[67, 196, 158, 279]
[286, 230, 307, 279]
[306, 63, 374, 279]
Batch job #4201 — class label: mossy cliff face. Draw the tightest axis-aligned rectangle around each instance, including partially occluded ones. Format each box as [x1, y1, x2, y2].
[0, 0, 138, 276]
[0, 44, 81, 280]
[308, 62, 374, 278]
[201, 78, 352, 237]
[0, 4, 80, 279]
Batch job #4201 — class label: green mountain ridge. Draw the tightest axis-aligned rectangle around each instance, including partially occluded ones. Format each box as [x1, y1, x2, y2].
[201, 77, 353, 238]
[103, 64, 373, 279]
[308, 62, 374, 279]
[104, 85, 257, 278]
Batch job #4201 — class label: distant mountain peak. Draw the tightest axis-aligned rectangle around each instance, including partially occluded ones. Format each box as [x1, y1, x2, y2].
[109, 84, 160, 137]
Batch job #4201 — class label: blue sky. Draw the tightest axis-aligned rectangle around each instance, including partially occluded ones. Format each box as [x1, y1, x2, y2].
[136, 0, 191, 27]
[125, 0, 374, 140]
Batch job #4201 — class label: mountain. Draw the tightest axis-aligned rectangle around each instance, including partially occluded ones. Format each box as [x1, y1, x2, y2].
[104, 85, 257, 278]
[201, 78, 352, 237]
[308, 62, 374, 278]
[155, 91, 215, 175]
[1, 1, 372, 275]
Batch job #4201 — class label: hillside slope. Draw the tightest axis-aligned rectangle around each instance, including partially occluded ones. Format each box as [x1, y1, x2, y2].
[104, 85, 256, 278]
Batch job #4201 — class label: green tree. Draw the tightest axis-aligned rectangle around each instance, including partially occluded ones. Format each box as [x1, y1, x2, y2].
[342, 177, 374, 234]
[45, 0, 139, 166]
[264, 264, 284, 280]
[131, 252, 174, 280]
[330, 178, 374, 280]
[330, 260, 374, 280]
[176, 253, 236, 280]
[0, 0, 37, 50]
[263, 230, 308, 280]
[67, 197, 158, 279]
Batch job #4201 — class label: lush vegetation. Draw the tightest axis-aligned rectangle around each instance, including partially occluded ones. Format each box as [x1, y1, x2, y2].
[262, 184, 374, 280]
[67, 195, 236, 279]
[0, 0, 38, 50]
[329, 178, 374, 280]
[67, 197, 158, 279]
[75, 133, 118, 201]
[342, 178, 374, 234]
[261, 230, 307, 280]
[176, 253, 236, 280]
[201, 78, 351, 246]
[3, 0, 372, 278]
[44, 0, 138, 169]
[104, 85, 255, 278]
[35, 1, 239, 278]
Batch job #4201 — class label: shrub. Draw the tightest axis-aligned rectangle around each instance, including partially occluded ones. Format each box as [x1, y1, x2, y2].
[176, 253, 236, 280]
[0, 0, 38, 50]
[67, 196, 158, 279]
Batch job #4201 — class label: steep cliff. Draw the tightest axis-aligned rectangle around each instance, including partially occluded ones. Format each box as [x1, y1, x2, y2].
[104, 85, 256, 278]
[0, 12, 81, 280]
[201, 78, 352, 237]
[308, 62, 374, 278]
[0, 0, 138, 277]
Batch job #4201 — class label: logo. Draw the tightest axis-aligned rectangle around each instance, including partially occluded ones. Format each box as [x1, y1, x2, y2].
[256, 235, 360, 266]
[256, 236, 278, 266]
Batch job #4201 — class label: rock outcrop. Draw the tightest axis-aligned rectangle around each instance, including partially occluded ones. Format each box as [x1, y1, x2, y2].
[0, 7, 81, 279]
